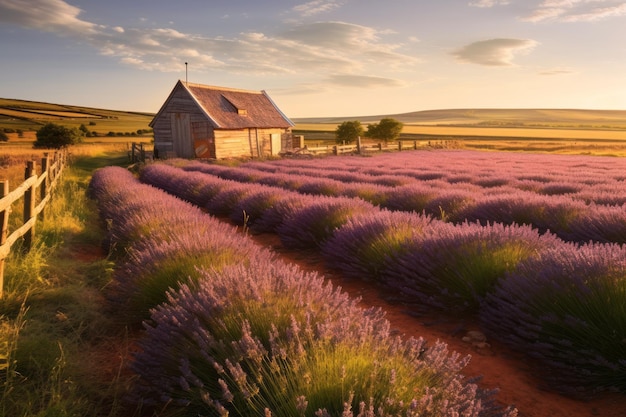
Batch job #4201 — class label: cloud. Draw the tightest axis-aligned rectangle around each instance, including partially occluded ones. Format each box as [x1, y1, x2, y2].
[0, 0, 418, 85]
[468, 0, 510, 7]
[522, 0, 626, 23]
[325, 74, 407, 88]
[293, 0, 342, 17]
[539, 67, 575, 75]
[452, 38, 539, 66]
[0, 0, 97, 35]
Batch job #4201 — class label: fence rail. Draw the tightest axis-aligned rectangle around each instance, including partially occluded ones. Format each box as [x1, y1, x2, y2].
[0, 150, 67, 296]
[304, 139, 427, 156]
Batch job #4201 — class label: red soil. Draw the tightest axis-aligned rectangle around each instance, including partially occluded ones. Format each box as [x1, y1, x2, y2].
[249, 233, 626, 417]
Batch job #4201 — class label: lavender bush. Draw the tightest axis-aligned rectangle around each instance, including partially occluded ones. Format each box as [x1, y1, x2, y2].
[380, 183, 437, 213]
[381, 223, 563, 312]
[481, 243, 626, 393]
[277, 197, 375, 249]
[140, 163, 229, 206]
[132, 261, 516, 417]
[322, 210, 441, 281]
[107, 226, 267, 324]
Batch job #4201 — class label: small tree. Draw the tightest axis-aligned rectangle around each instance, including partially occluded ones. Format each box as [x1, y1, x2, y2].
[366, 118, 404, 143]
[79, 123, 91, 137]
[0, 130, 8, 142]
[335, 120, 364, 144]
[34, 122, 82, 149]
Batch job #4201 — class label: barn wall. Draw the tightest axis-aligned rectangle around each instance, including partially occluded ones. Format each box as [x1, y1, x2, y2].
[255, 128, 292, 157]
[213, 128, 291, 158]
[153, 85, 217, 158]
[214, 129, 253, 159]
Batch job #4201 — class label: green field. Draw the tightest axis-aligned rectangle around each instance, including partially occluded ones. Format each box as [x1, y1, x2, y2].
[0, 97, 154, 136]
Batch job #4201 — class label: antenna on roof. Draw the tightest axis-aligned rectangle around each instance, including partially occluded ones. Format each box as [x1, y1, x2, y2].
[185, 62, 188, 85]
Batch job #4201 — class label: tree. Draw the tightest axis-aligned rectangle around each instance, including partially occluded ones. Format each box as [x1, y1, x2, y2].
[0, 130, 8, 142]
[366, 118, 404, 143]
[34, 123, 82, 149]
[335, 120, 364, 144]
[79, 123, 91, 137]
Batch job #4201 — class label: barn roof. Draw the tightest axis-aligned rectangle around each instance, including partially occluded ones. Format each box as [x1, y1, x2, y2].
[150, 80, 294, 129]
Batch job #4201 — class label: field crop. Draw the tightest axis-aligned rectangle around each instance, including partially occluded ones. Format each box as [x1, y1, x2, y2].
[89, 165, 515, 416]
[138, 150, 626, 394]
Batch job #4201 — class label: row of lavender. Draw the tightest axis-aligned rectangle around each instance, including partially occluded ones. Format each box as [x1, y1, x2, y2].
[171, 151, 626, 244]
[88, 166, 514, 416]
[140, 162, 626, 395]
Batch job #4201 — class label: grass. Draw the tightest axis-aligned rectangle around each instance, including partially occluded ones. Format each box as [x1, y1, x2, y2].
[0, 143, 136, 417]
[0, 97, 153, 135]
[293, 123, 626, 156]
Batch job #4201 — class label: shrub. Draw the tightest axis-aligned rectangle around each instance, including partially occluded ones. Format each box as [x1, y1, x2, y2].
[322, 210, 440, 281]
[382, 222, 562, 312]
[481, 242, 626, 393]
[34, 122, 82, 148]
[131, 262, 515, 416]
[381, 183, 437, 213]
[277, 197, 375, 249]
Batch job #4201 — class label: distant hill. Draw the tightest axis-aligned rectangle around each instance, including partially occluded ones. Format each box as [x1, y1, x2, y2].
[0, 97, 154, 135]
[3, 97, 626, 133]
[293, 108, 626, 129]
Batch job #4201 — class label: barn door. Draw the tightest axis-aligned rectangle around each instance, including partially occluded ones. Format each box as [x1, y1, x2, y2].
[270, 133, 281, 156]
[171, 113, 194, 158]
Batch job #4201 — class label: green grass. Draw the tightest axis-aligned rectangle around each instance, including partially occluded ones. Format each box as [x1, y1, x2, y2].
[0, 145, 138, 417]
[0, 97, 154, 136]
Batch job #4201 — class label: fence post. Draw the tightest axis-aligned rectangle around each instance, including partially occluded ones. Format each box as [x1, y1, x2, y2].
[0, 180, 8, 297]
[398, 141, 403, 151]
[40, 154, 50, 223]
[23, 160, 36, 254]
[357, 136, 362, 154]
[333, 145, 338, 155]
[414, 140, 418, 150]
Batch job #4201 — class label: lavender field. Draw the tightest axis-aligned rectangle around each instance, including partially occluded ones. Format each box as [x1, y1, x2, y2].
[89, 165, 516, 416]
[137, 149, 626, 395]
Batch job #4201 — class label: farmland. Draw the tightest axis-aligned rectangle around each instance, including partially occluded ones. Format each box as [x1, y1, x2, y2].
[293, 108, 626, 156]
[0, 97, 153, 136]
[2, 101, 626, 416]
[112, 148, 625, 415]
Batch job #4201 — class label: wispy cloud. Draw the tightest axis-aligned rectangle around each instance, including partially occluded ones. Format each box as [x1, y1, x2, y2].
[325, 74, 407, 88]
[468, 0, 510, 8]
[0, 0, 97, 35]
[0, 0, 418, 89]
[522, 0, 626, 23]
[293, 0, 342, 17]
[539, 67, 576, 75]
[452, 38, 539, 66]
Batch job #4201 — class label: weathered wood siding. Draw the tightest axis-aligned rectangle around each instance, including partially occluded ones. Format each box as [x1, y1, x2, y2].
[214, 129, 253, 159]
[153, 84, 217, 158]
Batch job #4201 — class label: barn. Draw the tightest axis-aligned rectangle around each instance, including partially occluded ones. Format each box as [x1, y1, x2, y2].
[150, 80, 295, 159]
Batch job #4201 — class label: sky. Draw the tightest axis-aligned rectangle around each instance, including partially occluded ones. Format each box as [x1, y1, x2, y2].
[1, 0, 625, 118]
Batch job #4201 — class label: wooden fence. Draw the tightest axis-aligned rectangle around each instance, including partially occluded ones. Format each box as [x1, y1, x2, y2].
[0, 150, 67, 296]
[304, 138, 427, 156]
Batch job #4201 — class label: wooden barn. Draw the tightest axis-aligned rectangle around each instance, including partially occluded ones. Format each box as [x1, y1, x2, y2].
[150, 80, 294, 159]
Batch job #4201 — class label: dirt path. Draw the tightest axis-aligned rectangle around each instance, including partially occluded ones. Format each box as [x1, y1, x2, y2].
[249, 233, 626, 417]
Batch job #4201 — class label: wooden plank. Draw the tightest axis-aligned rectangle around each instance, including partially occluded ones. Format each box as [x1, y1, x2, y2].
[0, 181, 8, 297]
[0, 176, 37, 211]
[0, 217, 37, 258]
